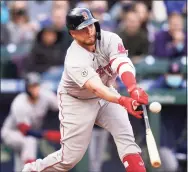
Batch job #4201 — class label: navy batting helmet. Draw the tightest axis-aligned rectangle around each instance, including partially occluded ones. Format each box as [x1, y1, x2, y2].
[25, 72, 41, 98]
[66, 7, 101, 40]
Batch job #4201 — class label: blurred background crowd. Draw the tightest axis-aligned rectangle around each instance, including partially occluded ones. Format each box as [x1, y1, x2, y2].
[0, 1, 187, 172]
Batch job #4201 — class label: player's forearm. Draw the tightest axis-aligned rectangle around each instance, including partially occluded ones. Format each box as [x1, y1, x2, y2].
[92, 85, 121, 103]
[84, 76, 121, 103]
[110, 57, 137, 92]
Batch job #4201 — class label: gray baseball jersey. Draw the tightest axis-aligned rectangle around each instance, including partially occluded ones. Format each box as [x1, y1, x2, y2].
[22, 30, 140, 172]
[2, 89, 58, 130]
[58, 29, 134, 99]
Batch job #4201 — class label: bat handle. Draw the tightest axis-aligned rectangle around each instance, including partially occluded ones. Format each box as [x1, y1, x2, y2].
[142, 105, 151, 129]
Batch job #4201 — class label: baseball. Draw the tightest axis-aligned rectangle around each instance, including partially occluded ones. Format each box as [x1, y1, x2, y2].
[149, 102, 162, 113]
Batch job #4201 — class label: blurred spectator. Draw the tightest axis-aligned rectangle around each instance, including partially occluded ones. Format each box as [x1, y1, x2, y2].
[149, 62, 186, 171]
[90, 0, 116, 31]
[1, 1, 10, 24]
[164, 0, 186, 15]
[76, 0, 91, 8]
[132, 2, 150, 34]
[26, 26, 65, 74]
[6, 1, 36, 45]
[149, 62, 186, 90]
[153, 13, 187, 59]
[39, 7, 72, 65]
[109, 0, 134, 25]
[27, 0, 52, 22]
[116, 10, 149, 64]
[53, 0, 70, 11]
[51, 8, 68, 32]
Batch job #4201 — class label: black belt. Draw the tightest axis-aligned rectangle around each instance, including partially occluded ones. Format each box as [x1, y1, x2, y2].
[68, 94, 98, 100]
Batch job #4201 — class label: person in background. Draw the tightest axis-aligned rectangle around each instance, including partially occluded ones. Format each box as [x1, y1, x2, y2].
[39, 7, 72, 55]
[132, 2, 150, 34]
[27, 0, 52, 23]
[26, 26, 65, 76]
[149, 62, 186, 172]
[116, 10, 149, 64]
[153, 12, 187, 59]
[109, 0, 134, 26]
[52, 0, 70, 11]
[6, 1, 37, 45]
[1, 72, 60, 172]
[149, 62, 185, 90]
[164, 0, 186, 16]
[90, 0, 116, 32]
[33, 6, 72, 84]
[75, 0, 91, 9]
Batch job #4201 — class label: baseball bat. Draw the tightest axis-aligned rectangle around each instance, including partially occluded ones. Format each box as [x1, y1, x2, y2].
[142, 105, 161, 168]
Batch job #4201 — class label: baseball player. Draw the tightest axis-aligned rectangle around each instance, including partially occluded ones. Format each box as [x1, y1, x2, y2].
[22, 8, 148, 172]
[1, 72, 60, 172]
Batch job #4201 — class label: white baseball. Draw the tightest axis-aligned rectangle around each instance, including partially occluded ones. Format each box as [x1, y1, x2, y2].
[149, 102, 162, 113]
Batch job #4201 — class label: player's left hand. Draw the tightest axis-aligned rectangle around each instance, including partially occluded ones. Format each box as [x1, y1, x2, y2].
[128, 86, 148, 105]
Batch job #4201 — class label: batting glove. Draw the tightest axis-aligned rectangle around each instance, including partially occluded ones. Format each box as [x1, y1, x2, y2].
[118, 96, 143, 118]
[128, 85, 148, 105]
[43, 130, 61, 143]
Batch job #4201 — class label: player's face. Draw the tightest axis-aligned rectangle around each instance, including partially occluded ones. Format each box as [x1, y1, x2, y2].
[70, 24, 96, 46]
[28, 85, 40, 99]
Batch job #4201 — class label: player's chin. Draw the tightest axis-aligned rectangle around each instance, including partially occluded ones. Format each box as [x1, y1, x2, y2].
[86, 39, 95, 45]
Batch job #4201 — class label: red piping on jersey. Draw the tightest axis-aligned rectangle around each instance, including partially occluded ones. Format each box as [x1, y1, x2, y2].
[59, 93, 65, 161]
[110, 58, 116, 65]
[110, 58, 136, 90]
[17, 123, 31, 135]
[110, 58, 129, 74]
[41, 93, 64, 172]
[117, 62, 128, 74]
[25, 159, 36, 164]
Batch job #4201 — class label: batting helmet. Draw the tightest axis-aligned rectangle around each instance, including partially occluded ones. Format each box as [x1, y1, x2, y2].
[66, 7, 101, 40]
[24, 72, 41, 98]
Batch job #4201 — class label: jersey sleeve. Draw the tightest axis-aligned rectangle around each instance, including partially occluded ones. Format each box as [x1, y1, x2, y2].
[66, 65, 98, 88]
[108, 33, 129, 60]
[10, 97, 31, 126]
[108, 33, 135, 75]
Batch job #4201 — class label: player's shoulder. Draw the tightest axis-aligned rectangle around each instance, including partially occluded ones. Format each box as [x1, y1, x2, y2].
[13, 93, 27, 102]
[65, 41, 93, 67]
[101, 29, 121, 43]
[11, 93, 27, 108]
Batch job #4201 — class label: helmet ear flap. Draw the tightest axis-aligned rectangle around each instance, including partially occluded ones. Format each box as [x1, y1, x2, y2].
[94, 22, 101, 40]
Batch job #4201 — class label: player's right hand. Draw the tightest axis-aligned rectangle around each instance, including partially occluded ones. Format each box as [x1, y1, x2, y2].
[128, 86, 148, 105]
[118, 96, 143, 118]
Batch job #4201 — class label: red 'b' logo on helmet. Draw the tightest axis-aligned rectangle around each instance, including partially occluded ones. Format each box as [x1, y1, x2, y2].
[82, 11, 89, 20]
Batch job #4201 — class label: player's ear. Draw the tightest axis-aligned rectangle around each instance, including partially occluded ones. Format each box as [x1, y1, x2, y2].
[69, 30, 75, 38]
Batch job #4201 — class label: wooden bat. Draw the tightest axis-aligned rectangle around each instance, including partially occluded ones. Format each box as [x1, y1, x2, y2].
[142, 105, 161, 168]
